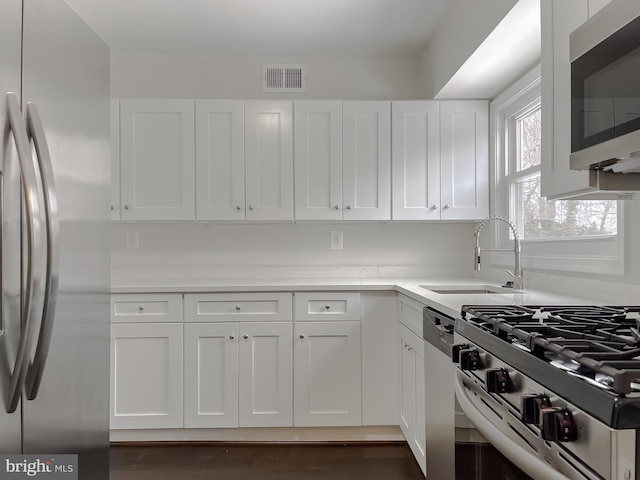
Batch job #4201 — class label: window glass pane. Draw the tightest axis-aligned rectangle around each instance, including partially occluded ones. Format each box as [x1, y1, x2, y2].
[517, 107, 541, 171]
[514, 174, 617, 239]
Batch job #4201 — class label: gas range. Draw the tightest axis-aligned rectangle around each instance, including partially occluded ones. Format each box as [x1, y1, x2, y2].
[453, 304, 640, 480]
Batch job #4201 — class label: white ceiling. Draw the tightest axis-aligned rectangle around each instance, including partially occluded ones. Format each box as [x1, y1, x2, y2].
[64, 0, 452, 58]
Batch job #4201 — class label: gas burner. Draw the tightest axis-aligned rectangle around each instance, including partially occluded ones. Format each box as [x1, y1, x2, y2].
[460, 304, 640, 395]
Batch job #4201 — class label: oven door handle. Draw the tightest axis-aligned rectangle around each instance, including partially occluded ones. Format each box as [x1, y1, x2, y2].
[455, 371, 571, 480]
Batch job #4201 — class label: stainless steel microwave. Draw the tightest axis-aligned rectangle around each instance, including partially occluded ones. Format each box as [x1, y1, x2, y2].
[570, 0, 640, 173]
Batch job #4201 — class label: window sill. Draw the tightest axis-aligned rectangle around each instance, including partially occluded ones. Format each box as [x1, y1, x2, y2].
[489, 249, 624, 276]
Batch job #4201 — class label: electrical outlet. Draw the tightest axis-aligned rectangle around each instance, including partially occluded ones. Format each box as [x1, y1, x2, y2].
[330, 231, 343, 250]
[125, 230, 139, 249]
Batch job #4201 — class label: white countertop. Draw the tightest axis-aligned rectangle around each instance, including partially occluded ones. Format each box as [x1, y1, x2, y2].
[112, 277, 593, 319]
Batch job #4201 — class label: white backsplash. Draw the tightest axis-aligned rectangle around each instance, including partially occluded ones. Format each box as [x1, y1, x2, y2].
[112, 214, 640, 304]
[111, 222, 476, 281]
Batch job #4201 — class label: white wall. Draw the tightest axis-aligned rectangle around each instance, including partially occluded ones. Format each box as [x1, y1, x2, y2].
[111, 222, 476, 280]
[111, 52, 424, 100]
[419, 0, 517, 98]
[110, 50, 476, 282]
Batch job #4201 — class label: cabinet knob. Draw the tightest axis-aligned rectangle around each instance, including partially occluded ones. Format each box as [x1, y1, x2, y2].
[138, 305, 144, 312]
[443, 204, 450, 209]
[248, 205, 254, 210]
[299, 334, 305, 339]
[124, 204, 130, 210]
[110, 205, 115, 211]
[430, 205, 437, 210]
[236, 205, 241, 210]
[243, 334, 249, 340]
[346, 205, 352, 210]
[235, 305, 241, 311]
[334, 205, 340, 210]
[324, 304, 331, 310]
[229, 334, 235, 340]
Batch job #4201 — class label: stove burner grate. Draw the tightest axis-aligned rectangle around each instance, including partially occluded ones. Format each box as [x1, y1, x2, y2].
[460, 305, 640, 395]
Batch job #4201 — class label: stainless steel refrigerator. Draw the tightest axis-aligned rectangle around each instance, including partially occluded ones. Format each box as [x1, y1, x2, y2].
[0, 0, 110, 478]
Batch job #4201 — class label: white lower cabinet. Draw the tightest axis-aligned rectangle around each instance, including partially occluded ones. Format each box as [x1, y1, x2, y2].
[110, 322, 184, 429]
[398, 322, 426, 475]
[293, 321, 362, 427]
[184, 321, 293, 428]
[110, 291, 380, 437]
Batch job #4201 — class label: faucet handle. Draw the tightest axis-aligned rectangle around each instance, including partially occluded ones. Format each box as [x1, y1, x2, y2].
[506, 269, 524, 290]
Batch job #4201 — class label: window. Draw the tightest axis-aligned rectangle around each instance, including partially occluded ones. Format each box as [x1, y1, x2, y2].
[507, 105, 617, 240]
[492, 67, 623, 275]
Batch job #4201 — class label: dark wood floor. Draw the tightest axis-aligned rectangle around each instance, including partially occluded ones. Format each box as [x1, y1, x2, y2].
[109, 442, 425, 480]
[109, 442, 533, 480]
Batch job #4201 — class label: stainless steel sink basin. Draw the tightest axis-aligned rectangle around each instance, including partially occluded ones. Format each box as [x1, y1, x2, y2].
[419, 284, 515, 295]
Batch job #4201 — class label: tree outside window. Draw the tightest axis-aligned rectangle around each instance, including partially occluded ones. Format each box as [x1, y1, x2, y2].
[509, 106, 617, 240]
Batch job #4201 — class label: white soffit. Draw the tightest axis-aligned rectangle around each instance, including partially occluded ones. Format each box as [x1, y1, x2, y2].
[64, 0, 451, 58]
[435, 0, 541, 100]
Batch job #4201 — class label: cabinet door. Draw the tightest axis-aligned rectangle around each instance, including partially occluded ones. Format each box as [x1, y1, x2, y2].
[398, 327, 415, 440]
[245, 101, 294, 221]
[294, 321, 362, 427]
[398, 323, 426, 475]
[110, 323, 183, 429]
[392, 101, 441, 220]
[294, 100, 343, 221]
[343, 101, 391, 221]
[120, 99, 195, 220]
[110, 99, 120, 220]
[238, 322, 293, 427]
[195, 100, 245, 221]
[184, 323, 239, 428]
[440, 101, 489, 220]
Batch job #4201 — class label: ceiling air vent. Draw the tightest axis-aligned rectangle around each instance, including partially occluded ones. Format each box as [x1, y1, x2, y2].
[262, 64, 306, 93]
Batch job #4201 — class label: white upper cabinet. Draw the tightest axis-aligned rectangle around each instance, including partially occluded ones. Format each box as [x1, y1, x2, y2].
[244, 100, 294, 221]
[343, 101, 391, 221]
[294, 101, 391, 221]
[119, 99, 195, 220]
[439, 101, 489, 220]
[110, 99, 120, 220]
[294, 100, 343, 221]
[540, 0, 627, 199]
[195, 100, 245, 221]
[392, 101, 441, 220]
[392, 100, 488, 221]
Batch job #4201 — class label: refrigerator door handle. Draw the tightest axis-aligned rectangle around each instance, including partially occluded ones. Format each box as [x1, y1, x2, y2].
[5, 93, 43, 413]
[24, 102, 60, 401]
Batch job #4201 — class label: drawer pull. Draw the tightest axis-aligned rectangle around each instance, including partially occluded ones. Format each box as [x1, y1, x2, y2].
[235, 305, 241, 311]
[138, 305, 144, 312]
[325, 304, 331, 310]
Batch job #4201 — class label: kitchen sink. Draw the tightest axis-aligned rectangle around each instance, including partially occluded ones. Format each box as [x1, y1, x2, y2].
[419, 284, 515, 295]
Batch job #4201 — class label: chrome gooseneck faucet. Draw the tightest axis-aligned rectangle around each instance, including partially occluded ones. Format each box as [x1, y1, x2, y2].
[474, 216, 523, 290]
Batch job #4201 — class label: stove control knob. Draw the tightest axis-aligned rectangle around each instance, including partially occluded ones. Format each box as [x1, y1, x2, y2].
[459, 348, 481, 371]
[541, 408, 578, 442]
[486, 368, 511, 393]
[521, 394, 552, 425]
[451, 343, 469, 363]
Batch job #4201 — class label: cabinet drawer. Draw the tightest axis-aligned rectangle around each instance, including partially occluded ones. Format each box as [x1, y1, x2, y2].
[111, 294, 183, 323]
[184, 293, 293, 322]
[294, 292, 361, 321]
[398, 295, 424, 337]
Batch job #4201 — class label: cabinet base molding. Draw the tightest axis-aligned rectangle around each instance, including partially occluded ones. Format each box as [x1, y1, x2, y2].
[110, 426, 403, 443]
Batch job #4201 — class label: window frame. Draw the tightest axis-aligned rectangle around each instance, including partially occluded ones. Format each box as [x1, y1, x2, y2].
[490, 66, 624, 276]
